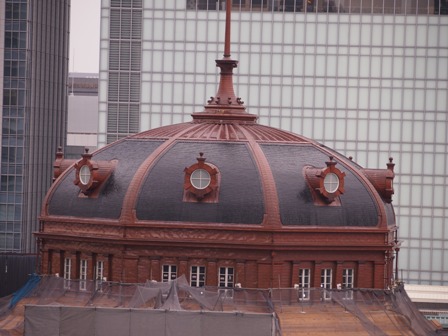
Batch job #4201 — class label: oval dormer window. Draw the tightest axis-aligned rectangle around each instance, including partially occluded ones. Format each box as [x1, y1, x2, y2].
[303, 156, 345, 205]
[190, 168, 211, 190]
[73, 148, 116, 197]
[323, 172, 339, 194]
[79, 165, 91, 185]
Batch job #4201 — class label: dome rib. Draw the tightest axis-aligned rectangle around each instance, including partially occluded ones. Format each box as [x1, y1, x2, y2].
[244, 124, 309, 142]
[131, 123, 193, 139]
[119, 123, 201, 225]
[315, 145, 390, 228]
[238, 126, 282, 229]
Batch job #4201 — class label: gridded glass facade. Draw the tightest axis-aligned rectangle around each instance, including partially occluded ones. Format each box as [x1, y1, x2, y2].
[99, 0, 448, 285]
[188, 0, 448, 15]
[0, 0, 70, 252]
[0, 0, 28, 251]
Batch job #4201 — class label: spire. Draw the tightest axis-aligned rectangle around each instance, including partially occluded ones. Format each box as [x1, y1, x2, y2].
[192, 0, 257, 123]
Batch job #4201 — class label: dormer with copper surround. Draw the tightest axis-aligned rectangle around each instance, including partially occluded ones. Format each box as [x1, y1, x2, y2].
[361, 157, 395, 203]
[304, 156, 346, 205]
[183, 152, 220, 202]
[52, 147, 76, 182]
[73, 148, 116, 197]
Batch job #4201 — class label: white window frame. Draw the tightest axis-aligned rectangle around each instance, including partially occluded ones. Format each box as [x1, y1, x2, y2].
[64, 258, 71, 289]
[298, 268, 311, 300]
[162, 264, 177, 282]
[321, 268, 332, 289]
[95, 260, 104, 291]
[190, 265, 206, 287]
[342, 268, 354, 300]
[323, 173, 339, 193]
[342, 268, 354, 289]
[218, 267, 234, 288]
[80, 259, 88, 291]
[79, 165, 91, 185]
[321, 268, 332, 300]
[190, 169, 211, 190]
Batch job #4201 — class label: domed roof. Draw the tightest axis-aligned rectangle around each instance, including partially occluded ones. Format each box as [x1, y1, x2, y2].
[42, 117, 395, 229]
[41, 6, 395, 231]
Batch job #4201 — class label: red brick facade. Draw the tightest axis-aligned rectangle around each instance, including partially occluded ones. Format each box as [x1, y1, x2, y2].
[38, 219, 395, 289]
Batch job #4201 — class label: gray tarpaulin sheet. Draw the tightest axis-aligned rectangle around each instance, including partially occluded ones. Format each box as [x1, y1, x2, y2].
[24, 305, 274, 336]
[24, 305, 60, 336]
[130, 309, 165, 336]
[60, 306, 95, 336]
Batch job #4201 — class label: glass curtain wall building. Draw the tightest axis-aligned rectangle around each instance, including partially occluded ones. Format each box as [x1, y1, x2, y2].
[0, 0, 70, 252]
[98, 0, 448, 285]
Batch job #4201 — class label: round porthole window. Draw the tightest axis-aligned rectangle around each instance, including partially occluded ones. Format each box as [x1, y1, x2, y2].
[190, 169, 211, 190]
[79, 165, 91, 186]
[323, 173, 339, 194]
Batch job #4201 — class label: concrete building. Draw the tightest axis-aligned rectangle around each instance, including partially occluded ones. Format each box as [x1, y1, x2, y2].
[0, 0, 70, 252]
[66, 72, 99, 156]
[97, 0, 448, 285]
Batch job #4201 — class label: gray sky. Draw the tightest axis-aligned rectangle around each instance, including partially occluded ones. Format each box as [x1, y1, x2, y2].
[70, 0, 101, 73]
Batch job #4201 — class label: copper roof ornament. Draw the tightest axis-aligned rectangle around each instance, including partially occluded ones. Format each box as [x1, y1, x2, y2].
[192, 0, 257, 123]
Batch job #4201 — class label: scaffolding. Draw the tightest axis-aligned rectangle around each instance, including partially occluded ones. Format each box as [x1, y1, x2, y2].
[0, 275, 443, 336]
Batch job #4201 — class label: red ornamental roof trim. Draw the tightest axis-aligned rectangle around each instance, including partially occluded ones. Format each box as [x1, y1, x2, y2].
[131, 122, 311, 143]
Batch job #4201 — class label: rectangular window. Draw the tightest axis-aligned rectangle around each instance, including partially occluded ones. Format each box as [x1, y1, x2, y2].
[219, 267, 234, 288]
[196, 0, 217, 10]
[96, 261, 104, 280]
[64, 258, 71, 289]
[80, 259, 87, 291]
[342, 269, 354, 289]
[282, 0, 304, 12]
[342, 268, 354, 299]
[190, 265, 205, 287]
[5, 3, 25, 20]
[188, 0, 438, 13]
[321, 268, 332, 300]
[299, 268, 310, 288]
[162, 264, 177, 282]
[305, 0, 315, 12]
[64, 258, 71, 279]
[298, 268, 310, 300]
[321, 268, 332, 289]
[96, 260, 104, 291]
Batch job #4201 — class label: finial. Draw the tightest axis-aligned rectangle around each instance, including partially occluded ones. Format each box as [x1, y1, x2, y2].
[192, 0, 257, 123]
[326, 156, 337, 168]
[197, 152, 206, 162]
[82, 147, 92, 160]
[55, 146, 64, 160]
[224, 0, 231, 58]
[387, 157, 395, 171]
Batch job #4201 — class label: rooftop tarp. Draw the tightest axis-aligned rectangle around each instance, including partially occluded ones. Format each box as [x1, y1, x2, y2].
[24, 305, 275, 336]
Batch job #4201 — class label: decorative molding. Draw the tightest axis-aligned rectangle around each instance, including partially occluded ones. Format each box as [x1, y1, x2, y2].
[73, 148, 117, 197]
[362, 157, 395, 203]
[303, 156, 345, 204]
[183, 152, 219, 201]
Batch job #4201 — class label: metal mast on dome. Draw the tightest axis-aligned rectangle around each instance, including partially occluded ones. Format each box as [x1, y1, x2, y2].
[192, 0, 257, 122]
